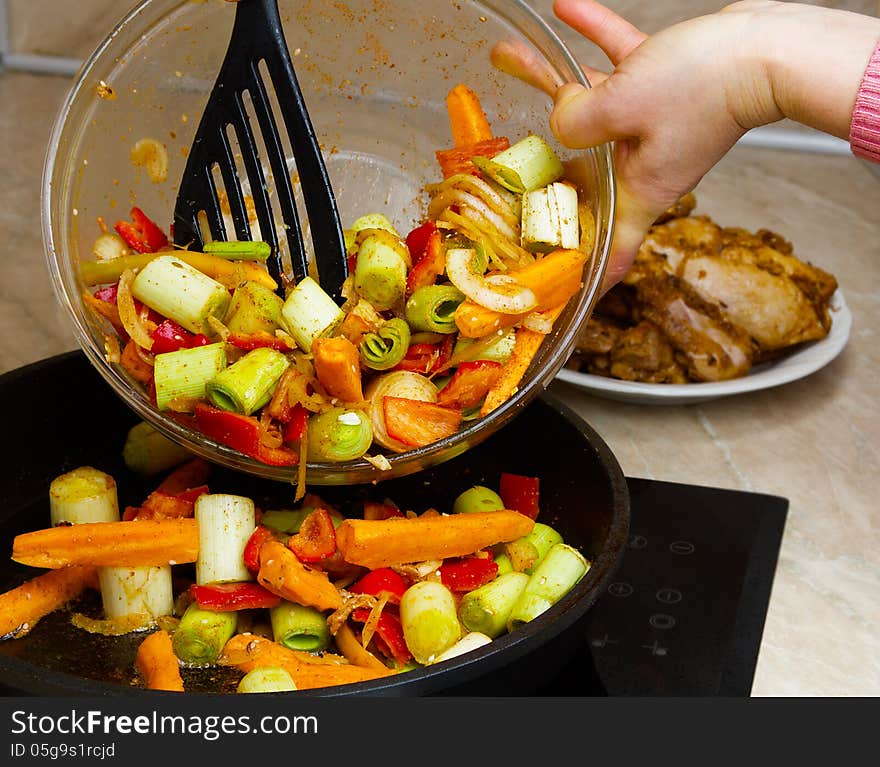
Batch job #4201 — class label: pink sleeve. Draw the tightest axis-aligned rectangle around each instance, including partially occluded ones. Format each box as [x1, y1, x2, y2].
[850, 39, 880, 163]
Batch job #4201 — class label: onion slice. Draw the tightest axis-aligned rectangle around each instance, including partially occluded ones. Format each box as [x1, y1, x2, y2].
[446, 249, 538, 315]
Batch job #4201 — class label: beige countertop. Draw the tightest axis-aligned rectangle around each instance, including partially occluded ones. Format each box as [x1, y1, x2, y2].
[2, 41, 879, 696]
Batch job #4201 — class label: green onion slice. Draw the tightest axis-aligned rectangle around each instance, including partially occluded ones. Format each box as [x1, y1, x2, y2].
[359, 318, 412, 371]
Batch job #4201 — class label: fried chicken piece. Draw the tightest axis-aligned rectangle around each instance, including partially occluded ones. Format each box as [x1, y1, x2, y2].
[608, 320, 688, 383]
[634, 275, 753, 382]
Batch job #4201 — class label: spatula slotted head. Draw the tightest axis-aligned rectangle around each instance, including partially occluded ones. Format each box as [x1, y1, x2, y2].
[173, 0, 348, 302]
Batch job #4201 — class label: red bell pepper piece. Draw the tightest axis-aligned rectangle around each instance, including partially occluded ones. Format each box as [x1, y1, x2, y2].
[405, 220, 436, 262]
[383, 396, 462, 448]
[406, 227, 446, 297]
[150, 319, 211, 354]
[193, 402, 298, 467]
[351, 608, 412, 666]
[349, 567, 409, 604]
[226, 332, 293, 352]
[243, 525, 278, 575]
[114, 207, 169, 254]
[287, 508, 337, 563]
[435, 136, 510, 179]
[439, 556, 499, 592]
[436, 360, 503, 410]
[499, 472, 541, 521]
[190, 582, 281, 612]
[393, 342, 441, 374]
[93, 284, 119, 304]
[363, 500, 405, 521]
[281, 404, 310, 444]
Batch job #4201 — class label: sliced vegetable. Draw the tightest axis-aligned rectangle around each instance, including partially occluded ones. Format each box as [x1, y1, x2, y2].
[405, 226, 446, 296]
[236, 667, 297, 693]
[363, 371, 439, 453]
[190, 582, 281, 611]
[436, 137, 511, 179]
[286, 509, 337, 563]
[12, 518, 199, 569]
[457, 571, 530, 638]
[242, 525, 278, 575]
[0, 566, 97, 639]
[499, 472, 541, 520]
[354, 229, 409, 311]
[131, 254, 231, 336]
[150, 319, 211, 355]
[349, 567, 408, 604]
[194, 493, 256, 585]
[257, 540, 342, 612]
[135, 629, 185, 692]
[307, 408, 373, 463]
[203, 240, 272, 261]
[98, 565, 174, 620]
[223, 280, 285, 336]
[472, 134, 564, 194]
[478, 325, 548, 417]
[436, 360, 502, 410]
[359, 318, 411, 371]
[405, 284, 465, 334]
[193, 402, 298, 466]
[114, 207, 169, 254]
[280, 276, 345, 352]
[311, 336, 364, 402]
[49, 466, 119, 526]
[399, 581, 461, 665]
[351, 607, 412, 666]
[172, 602, 238, 666]
[334, 509, 534, 569]
[270, 602, 331, 652]
[383, 396, 462, 449]
[446, 83, 494, 147]
[507, 543, 590, 631]
[431, 631, 493, 664]
[439, 556, 499, 592]
[206, 346, 290, 416]
[154, 342, 227, 412]
[446, 248, 538, 315]
[219, 633, 394, 689]
[521, 181, 580, 252]
[451, 485, 505, 515]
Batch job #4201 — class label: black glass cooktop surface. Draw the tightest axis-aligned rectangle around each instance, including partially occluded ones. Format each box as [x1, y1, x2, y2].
[501, 476, 788, 697]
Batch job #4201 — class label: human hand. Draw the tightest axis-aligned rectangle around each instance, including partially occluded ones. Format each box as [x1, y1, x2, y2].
[494, 0, 880, 290]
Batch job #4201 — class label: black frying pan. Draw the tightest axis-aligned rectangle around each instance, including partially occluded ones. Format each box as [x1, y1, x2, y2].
[0, 351, 629, 696]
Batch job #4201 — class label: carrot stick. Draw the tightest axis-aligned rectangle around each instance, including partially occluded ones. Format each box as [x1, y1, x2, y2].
[219, 634, 395, 690]
[478, 309, 566, 417]
[257, 540, 343, 612]
[0, 566, 97, 639]
[334, 622, 391, 672]
[135, 629, 185, 692]
[454, 249, 587, 338]
[446, 83, 494, 147]
[335, 510, 534, 569]
[12, 519, 199, 569]
[310, 337, 364, 403]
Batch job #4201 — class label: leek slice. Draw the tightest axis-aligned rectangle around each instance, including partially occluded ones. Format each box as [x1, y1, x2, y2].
[307, 408, 373, 462]
[354, 230, 409, 311]
[280, 277, 345, 352]
[206, 346, 290, 415]
[98, 565, 174, 620]
[404, 285, 466, 334]
[472, 134, 563, 194]
[49, 467, 119, 525]
[521, 181, 580, 253]
[131, 254, 231, 335]
[153, 342, 227, 412]
[359, 317, 412, 371]
[194, 493, 256, 585]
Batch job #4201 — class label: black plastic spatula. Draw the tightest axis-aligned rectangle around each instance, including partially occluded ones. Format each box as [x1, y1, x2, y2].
[172, 0, 348, 303]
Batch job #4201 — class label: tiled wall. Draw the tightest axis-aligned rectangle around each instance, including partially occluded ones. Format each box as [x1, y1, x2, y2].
[4, 0, 878, 63]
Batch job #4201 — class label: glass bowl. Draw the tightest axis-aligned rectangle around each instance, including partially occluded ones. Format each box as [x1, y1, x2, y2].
[43, 0, 614, 486]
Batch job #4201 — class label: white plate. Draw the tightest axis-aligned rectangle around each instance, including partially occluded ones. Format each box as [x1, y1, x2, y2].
[554, 290, 852, 405]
